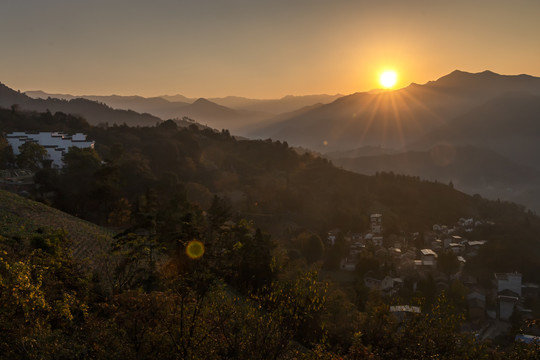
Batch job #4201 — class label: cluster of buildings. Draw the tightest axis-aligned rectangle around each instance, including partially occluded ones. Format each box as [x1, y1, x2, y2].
[327, 213, 540, 340]
[6, 131, 94, 168]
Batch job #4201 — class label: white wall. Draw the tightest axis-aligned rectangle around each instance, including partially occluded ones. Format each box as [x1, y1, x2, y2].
[6, 132, 95, 168]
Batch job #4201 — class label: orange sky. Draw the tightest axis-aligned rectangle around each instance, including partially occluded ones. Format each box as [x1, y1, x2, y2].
[1, 0, 540, 98]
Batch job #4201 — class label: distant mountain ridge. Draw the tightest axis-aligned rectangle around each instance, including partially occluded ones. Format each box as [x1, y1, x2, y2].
[24, 90, 342, 133]
[209, 94, 343, 114]
[251, 70, 540, 152]
[1, 83, 160, 126]
[411, 92, 540, 169]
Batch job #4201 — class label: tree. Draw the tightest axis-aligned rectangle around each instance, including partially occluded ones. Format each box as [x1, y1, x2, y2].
[106, 233, 161, 294]
[357, 292, 487, 359]
[0, 229, 90, 359]
[62, 146, 102, 175]
[16, 141, 47, 170]
[296, 232, 324, 265]
[324, 233, 349, 269]
[0, 137, 15, 168]
[438, 251, 460, 276]
[59, 146, 102, 216]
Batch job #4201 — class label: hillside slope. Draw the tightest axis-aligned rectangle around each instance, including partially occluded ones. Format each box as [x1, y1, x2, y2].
[0, 189, 111, 267]
[411, 93, 540, 170]
[251, 70, 540, 152]
[328, 145, 540, 211]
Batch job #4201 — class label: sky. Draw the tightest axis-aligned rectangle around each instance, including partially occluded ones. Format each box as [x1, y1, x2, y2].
[1, 0, 540, 98]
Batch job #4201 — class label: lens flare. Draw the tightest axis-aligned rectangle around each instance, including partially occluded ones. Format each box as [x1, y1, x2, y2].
[186, 240, 205, 259]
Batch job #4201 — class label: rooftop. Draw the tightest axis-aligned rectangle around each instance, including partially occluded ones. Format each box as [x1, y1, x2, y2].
[495, 272, 522, 280]
[390, 305, 421, 313]
[420, 248, 437, 256]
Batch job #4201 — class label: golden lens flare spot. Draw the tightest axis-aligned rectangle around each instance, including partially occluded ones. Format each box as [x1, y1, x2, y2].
[379, 70, 398, 89]
[186, 240, 205, 259]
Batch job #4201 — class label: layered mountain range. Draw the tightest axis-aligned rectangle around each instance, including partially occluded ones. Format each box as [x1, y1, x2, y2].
[23, 89, 341, 133]
[251, 70, 540, 152]
[4, 70, 540, 210]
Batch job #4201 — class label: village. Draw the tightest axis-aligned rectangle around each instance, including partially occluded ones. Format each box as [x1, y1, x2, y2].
[327, 213, 540, 343]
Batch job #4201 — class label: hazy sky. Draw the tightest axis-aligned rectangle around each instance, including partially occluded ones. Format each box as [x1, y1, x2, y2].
[2, 0, 540, 98]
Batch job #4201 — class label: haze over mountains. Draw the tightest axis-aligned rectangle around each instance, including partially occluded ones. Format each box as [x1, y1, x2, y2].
[24, 90, 342, 133]
[251, 70, 540, 152]
[311, 70, 540, 211]
[6, 70, 540, 211]
[1, 84, 161, 126]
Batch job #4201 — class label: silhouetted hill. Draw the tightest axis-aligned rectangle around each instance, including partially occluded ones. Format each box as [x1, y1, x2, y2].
[160, 93, 194, 103]
[243, 102, 326, 134]
[328, 145, 540, 211]
[251, 70, 540, 152]
[250, 90, 443, 151]
[25, 90, 271, 133]
[412, 93, 540, 170]
[174, 98, 270, 132]
[325, 146, 398, 159]
[427, 70, 540, 96]
[210, 94, 343, 115]
[1, 83, 160, 126]
[26, 91, 194, 121]
[25, 90, 77, 101]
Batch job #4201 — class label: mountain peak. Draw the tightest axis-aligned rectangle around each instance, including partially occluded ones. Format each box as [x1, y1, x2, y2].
[428, 70, 540, 92]
[193, 97, 212, 105]
[193, 98, 211, 105]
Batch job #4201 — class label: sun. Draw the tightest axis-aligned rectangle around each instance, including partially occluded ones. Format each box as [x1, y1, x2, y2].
[379, 70, 398, 89]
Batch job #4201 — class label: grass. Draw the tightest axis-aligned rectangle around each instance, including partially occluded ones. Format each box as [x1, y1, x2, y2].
[0, 189, 112, 270]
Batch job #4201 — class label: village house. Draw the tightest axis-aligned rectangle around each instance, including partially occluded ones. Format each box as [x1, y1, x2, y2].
[390, 305, 421, 322]
[370, 213, 383, 234]
[364, 271, 394, 292]
[466, 240, 487, 256]
[494, 272, 523, 321]
[498, 289, 520, 321]
[449, 243, 465, 254]
[327, 229, 339, 246]
[495, 272, 522, 296]
[418, 248, 437, 267]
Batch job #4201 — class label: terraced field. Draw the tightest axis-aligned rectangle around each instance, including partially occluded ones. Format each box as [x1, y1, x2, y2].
[0, 189, 112, 269]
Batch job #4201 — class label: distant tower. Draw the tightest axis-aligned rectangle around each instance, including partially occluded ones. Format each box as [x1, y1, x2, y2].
[370, 213, 383, 234]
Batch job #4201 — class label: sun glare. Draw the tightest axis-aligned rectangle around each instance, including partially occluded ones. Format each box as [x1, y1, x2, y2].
[379, 70, 398, 89]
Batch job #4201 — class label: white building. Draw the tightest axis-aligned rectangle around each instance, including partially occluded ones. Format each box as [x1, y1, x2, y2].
[495, 272, 522, 297]
[498, 290, 519, 321]
[419, 248, 438, 267]
[6, 132, 95, 168]
[370, 213, 383, 234]
[364, 272, 394, 291]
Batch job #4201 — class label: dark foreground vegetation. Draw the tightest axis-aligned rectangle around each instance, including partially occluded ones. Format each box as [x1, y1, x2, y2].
[1, 108, 540, 358]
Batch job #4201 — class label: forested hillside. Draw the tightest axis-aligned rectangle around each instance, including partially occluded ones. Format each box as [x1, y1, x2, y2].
[2, 108, 540, 358]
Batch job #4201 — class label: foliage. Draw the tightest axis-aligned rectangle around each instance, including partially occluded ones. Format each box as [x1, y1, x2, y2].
[357, 293, 488, 359]
[0, 136, 14, 168]
[16, 141, 47, 170]
[3, 109, 540, 357]
[295, 231, 325, 265]
[437, 250, 460, 276]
